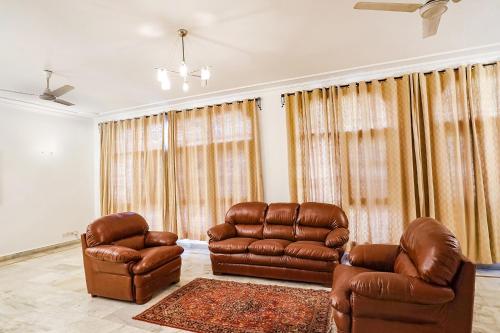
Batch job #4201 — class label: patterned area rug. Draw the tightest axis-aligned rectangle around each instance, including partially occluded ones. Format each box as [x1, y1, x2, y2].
[133, 278, 331, 333]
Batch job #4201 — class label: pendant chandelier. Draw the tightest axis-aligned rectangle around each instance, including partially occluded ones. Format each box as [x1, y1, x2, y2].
[156, 29, 211, 92]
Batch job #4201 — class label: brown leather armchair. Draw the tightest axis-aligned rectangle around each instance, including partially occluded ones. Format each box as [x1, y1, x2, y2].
[81, 212, 183, 304]
[330, 217, 475, 333]
[208, 202, 349, 286]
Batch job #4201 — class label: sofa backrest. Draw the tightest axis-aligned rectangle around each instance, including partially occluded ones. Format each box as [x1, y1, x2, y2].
[295, 202, 348, 242]
[224, 202, 348, 242]
[86, 212, 149, 249]
[398, 217, 462, 286]
[263, 203, 299, 241]
[225, 202, 268, 239]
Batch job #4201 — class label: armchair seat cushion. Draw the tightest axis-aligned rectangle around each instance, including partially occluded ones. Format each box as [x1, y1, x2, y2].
[284, 241, 339, 261]
[248, 239, 291, 256]
[331, 264, 374, 314]
[208, 237, 258, 254]
[132, 245, 184, 274]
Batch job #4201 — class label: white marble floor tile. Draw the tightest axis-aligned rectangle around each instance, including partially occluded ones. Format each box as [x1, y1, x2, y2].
[0, 246, 498, 332]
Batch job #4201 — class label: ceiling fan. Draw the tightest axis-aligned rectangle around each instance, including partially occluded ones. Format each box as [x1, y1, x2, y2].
[0, 70, 75, 106]
[354, 0, 462, 38]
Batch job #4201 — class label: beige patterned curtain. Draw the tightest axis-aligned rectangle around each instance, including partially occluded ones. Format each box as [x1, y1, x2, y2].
[285, 89, 341, 204]
[413, 63, 499, 263]
[285, 62, 499, 263]
[286, 77, 417, 244]
[335, 76, 417, 244]
[99, 114, 166, 230]
[165, 99, 264, 240]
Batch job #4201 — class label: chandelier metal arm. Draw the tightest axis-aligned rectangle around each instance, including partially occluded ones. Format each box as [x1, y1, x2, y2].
[155, 67, 203, 79]
[155, 28, 210, 91]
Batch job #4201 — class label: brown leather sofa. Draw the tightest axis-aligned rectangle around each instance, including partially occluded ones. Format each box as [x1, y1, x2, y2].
[207, 202, 349, 286]
[81, 212, 183, 304]
[330, 217, 475, 333]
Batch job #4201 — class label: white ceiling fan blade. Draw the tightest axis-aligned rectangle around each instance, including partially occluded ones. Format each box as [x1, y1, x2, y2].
[354, 2, 422, 12]
[0, 88, 36, 96]
[53, 99, 74, 106]
[423, 14, 442, 38]
[51, 85, 74, 97]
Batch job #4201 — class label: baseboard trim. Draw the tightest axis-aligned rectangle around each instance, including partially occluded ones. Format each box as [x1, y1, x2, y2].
[0, 239, 80, 264]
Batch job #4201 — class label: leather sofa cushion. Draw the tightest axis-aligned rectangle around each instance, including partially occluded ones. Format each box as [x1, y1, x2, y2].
[394, 252, 419, 277]
[400, 217, 461, 286]
[132, 245, 184, 275]
[265, 203, 299, 225]
[208, 237, 258, 254]
[112, 234, 145, 250]
[263, 225, 295, 241]
[295, 203, 348, 242]
[145, 231, 178, 247]
[86, 212, 149, 247]
[349, 244, 400, 272]
[297, 202, 348, 229]
[207, 223, 237, 242]
[325, 228, 349, 248]
[234, 224, 264, 239]
[284, 241, 339, 261]
[225, 202, 268, 225]
[331, 264, 374, 314]
[225, 202, 267, 239]
[248, 239, 291, 256]
[295, 226, 332, 242]
[263, 204, 297, 240]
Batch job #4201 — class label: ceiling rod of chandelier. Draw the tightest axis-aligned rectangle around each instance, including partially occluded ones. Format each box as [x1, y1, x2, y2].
[156, 29, 211, 93]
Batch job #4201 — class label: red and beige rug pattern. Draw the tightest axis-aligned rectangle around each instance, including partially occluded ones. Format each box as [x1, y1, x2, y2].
[133, 278, 331, 333]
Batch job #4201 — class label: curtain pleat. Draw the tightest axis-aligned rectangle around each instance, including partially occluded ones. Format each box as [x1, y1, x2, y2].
[285, 62, 499, 263]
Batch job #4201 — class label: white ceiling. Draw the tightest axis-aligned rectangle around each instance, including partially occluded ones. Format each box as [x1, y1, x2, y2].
[1, 0, 499, 115]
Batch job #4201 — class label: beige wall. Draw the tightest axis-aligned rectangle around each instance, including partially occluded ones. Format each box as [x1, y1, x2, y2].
[0, 103, 95, 256]
[258, 91, 290, 203]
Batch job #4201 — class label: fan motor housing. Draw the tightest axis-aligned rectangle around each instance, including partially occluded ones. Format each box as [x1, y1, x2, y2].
[421, 0, 448, 18]
[39, 93, 55, 101]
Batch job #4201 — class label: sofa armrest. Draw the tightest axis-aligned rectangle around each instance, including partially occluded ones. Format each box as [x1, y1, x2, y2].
[349, 244, 400, 271]
[207, 223, 236, 242]
[325, 227, 349, 248]
[85, 245, 141, 263]
[350, 272, 455, 305]
[145, 231, 178, 247]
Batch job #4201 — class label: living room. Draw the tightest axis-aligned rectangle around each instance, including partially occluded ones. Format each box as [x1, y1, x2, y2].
[0, 1, 499, 332]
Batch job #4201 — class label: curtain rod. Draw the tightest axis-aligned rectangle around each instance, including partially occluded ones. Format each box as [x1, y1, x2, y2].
[280, 61, 498, 99]
[99, 97, 262, 125]
[174, 97, 261, 113]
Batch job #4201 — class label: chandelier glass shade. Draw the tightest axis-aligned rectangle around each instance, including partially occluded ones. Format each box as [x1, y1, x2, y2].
[156, 29, 210, 92]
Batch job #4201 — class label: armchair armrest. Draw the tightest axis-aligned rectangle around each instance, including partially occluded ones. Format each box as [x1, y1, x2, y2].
[325, 227, 349, 248]
[145, 231, 178, 247]
[85, 245, 141, 263]
[207, 223, 236, 242]
[349, 244, 400, 271]
[350, 272, 455, 305]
